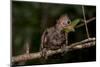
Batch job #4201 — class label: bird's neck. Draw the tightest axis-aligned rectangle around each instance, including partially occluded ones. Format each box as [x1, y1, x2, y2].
[55, 24, 63, 32]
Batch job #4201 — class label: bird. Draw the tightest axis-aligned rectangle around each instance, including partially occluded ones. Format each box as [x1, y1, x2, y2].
[39, 14, 79, 61]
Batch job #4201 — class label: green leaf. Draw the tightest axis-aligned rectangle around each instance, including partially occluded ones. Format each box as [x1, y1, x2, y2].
[71, 18, 80, 27]
[63, 18, 80, 33]
[63, 28, 71, 32]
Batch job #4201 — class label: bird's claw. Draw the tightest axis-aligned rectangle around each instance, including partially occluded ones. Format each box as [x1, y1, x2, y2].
[40, 48, 48, 60]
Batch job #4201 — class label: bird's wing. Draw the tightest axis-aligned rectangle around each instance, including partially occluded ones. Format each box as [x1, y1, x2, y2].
[40, 29, 48, 51]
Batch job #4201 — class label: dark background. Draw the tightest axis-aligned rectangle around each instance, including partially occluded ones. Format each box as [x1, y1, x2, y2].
[12, 1, 96, 66]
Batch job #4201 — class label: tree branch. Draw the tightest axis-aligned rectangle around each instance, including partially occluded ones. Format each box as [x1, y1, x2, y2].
[12, 37, 96, 63]
[76, 17, 96, 28]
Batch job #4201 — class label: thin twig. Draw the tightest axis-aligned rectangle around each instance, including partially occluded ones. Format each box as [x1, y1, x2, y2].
[12, 37, 96, 63]
[17, 39, 30, 65]
[76, 17, 96, 28]
[82, 5, 90, 38]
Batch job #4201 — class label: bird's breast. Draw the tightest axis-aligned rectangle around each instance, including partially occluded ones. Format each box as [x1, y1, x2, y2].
[46, 31, 66, 50]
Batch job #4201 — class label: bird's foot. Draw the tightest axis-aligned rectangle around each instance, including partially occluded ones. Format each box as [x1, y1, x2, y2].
[61, 45, 69, 56]
[40, 48, 48, 61]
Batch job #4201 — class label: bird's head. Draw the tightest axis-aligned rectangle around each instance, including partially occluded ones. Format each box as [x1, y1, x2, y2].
[56, 15, 80, 32]
[57, 15, 70, 28]
[56, 15, 73, 31]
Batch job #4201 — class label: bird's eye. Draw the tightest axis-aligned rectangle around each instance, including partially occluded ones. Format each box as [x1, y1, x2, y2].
[68, 21, 70, 24]
[68, 20, 71, 24]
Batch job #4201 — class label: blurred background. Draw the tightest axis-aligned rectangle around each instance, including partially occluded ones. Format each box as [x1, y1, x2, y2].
[12, 1, 96, 65]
